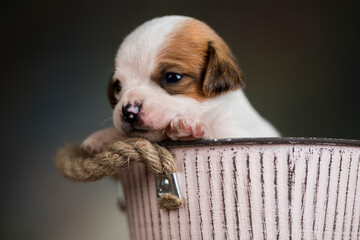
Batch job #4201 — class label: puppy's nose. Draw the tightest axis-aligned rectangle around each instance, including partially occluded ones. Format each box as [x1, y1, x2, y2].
[122, 103, 141, 123]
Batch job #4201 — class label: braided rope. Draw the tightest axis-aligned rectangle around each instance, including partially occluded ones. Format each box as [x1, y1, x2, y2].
[55, 138, 183, 210]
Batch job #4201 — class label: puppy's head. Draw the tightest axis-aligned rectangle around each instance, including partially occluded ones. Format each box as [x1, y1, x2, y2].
[108, 16, 244, 141]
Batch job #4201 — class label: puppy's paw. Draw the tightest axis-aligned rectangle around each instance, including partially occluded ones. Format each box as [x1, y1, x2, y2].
[82, 136, 107, 154]
[165, 117, 210, 141]
[81, 128, 122, 154]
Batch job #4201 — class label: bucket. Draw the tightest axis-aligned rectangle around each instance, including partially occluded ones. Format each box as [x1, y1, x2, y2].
[118, 138, 360, 240]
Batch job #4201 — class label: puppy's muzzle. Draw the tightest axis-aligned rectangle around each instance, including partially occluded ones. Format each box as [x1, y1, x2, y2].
[122, 103, 141, 123]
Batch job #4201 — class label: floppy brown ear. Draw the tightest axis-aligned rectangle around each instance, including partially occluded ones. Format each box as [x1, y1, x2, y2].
[107, 78, 117, 108]
[202, 42, 245, 97]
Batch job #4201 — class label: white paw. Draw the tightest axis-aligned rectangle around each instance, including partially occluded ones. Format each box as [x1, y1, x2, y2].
[81, 128, 122, 154]
[82, 136, 107, 154]
[165, 117, 210, 141]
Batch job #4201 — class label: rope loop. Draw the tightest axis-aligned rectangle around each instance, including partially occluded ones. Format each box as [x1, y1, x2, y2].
[56, 138, 183, 210]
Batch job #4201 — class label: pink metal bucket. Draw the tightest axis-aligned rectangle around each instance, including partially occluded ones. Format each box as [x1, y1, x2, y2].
[118, 138, 360, 240]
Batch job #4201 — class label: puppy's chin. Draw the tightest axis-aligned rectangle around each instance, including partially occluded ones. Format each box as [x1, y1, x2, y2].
[132, 130, 167, 142]
[116, 124, 168, 142]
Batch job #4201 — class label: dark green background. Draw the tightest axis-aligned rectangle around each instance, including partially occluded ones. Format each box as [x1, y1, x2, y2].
[1, 0, 359, 239]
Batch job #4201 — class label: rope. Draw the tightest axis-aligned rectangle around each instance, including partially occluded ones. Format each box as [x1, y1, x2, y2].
[55, 138, 184, 210]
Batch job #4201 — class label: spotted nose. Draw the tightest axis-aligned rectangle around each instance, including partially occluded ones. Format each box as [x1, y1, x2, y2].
[122, 103, 141, 123]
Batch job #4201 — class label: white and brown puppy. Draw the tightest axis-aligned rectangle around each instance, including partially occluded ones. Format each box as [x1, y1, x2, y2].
[82, 16, 279, 153]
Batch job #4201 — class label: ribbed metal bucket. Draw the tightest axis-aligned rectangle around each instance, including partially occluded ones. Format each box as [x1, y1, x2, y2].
[118, 138, 360, 240]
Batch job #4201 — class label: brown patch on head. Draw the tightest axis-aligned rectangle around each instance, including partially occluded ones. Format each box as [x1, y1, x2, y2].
[151, 18, 244, 101]
[203, 41, 244, 97]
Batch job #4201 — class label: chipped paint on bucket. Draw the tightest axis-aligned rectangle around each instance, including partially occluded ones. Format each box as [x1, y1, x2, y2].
[118, 138, 360, 240]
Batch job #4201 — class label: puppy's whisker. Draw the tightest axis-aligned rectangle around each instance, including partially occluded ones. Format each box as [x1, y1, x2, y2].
[100, 117, 113, 127]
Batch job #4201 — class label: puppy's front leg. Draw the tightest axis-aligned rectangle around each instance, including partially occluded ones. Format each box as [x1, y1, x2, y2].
[81, 128, 123, 154]
[165, 117, 212, 141]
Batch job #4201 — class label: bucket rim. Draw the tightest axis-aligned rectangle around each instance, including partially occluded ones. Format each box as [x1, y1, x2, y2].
[161, 137, 360, 148]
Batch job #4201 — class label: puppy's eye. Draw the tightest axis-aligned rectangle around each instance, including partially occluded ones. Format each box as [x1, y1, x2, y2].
[163, 72, 182, 84]
[114, 79, 122, 93]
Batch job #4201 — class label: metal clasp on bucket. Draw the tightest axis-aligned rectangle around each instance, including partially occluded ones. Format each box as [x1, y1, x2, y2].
[155, 173, 181, 199]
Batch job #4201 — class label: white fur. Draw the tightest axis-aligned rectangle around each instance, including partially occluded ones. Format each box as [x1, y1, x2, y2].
[201, 90, 279, 138]
[114, 16, 190, 82]
[82, 16, 279, 153]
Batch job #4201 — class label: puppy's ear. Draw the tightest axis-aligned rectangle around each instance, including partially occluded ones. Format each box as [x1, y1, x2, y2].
[107, 77, 118, 108]
[202, 42, 245, 97]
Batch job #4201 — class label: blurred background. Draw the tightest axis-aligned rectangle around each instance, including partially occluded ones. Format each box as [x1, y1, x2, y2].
[1, 0, 359, 239]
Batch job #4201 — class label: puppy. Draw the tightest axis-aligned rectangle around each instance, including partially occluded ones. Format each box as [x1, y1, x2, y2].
[82, 16, 279, 153]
